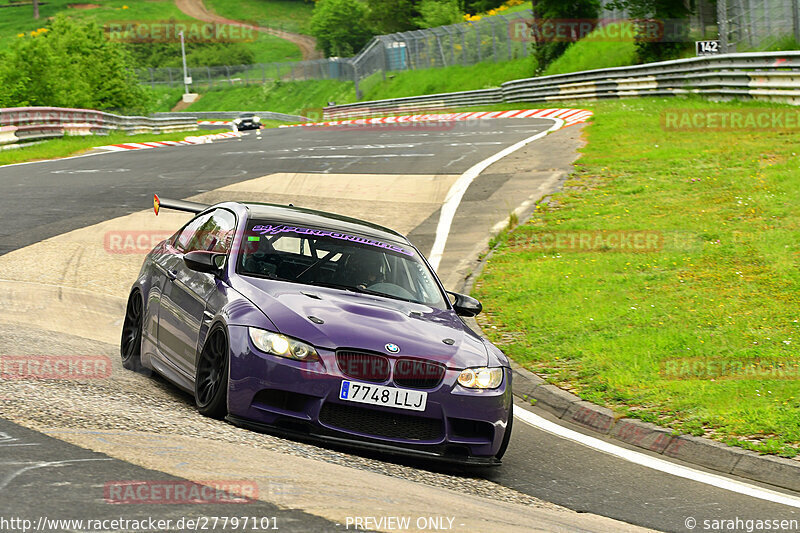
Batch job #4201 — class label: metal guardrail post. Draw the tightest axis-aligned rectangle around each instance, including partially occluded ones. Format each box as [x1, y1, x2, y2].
[490, 19, 498, 62]
[460, 27, 468, 65]
[354, 63, 362, 100]
[475, 25, 482, 62]
[496, 15, 512, 60]
[435, 30, 448, 67]
[380, 43, 388, 80]
[793, 0, 800, 43]
[719, 0, 730, 53]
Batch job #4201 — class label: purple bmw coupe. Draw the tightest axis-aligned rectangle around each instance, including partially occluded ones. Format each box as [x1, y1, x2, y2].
[121, 195, 512, 464]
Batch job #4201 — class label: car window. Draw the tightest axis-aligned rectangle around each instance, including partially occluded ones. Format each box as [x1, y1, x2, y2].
[238, 221, 447, 309]
[175, 209, 236, 253]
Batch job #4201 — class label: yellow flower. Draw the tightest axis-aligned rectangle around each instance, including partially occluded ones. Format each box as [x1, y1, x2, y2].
[17, 33, 25, 38]
[122, 4, 129, 8]
[487, 9, 497, 15]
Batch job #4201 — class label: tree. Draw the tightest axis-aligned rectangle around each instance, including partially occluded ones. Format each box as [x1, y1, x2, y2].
[415, 0, 463, 29]
[33, 0, 39, 19]
[464, 0, 505, 14]
[531, 0, 601, 72]
[310, 0, 375, 57]
[606, 0, 695, 62]
[366, 0, 417, 34]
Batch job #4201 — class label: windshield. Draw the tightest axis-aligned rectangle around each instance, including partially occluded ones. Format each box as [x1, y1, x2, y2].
[238, 221, 447, 309]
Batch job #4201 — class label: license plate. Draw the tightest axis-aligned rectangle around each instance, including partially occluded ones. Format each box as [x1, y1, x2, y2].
[338, 380, 427, 412]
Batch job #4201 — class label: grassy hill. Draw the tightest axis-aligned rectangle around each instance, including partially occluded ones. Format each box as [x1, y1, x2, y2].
[0, 0, 189, 48]
[542, 23, 638, 76]
[205, 0, 314, 34]
[0, 0, 301, 64]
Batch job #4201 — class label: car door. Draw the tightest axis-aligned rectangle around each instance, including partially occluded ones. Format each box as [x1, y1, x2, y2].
[157, 208, 236, 378]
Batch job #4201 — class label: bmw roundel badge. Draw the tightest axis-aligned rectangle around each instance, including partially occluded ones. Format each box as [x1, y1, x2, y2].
[385, 343, 400, 353]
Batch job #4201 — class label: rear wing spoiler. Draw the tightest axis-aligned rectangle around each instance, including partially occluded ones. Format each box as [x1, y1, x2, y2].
[153, 194, 209, 216]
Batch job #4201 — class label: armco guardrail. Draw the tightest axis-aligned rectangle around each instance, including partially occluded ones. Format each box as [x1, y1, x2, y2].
[152, 111, 309, 122]
[324, 52, 800, 119]
[0, 107, 198, 146]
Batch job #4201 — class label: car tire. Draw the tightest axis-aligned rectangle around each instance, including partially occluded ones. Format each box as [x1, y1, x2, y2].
[195, 325, 229, 419]
[120, 290, 144, 372]
[495, 404, 513, 460]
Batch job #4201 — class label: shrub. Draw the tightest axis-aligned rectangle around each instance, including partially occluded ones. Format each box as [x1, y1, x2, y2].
[0, 15, 145, 112]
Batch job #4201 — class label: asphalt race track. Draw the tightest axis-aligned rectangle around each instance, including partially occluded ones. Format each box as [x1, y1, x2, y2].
[1, 120, 799, 533]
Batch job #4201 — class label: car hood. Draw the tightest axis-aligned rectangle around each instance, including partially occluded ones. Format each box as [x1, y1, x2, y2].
[231, 277, 488, 368]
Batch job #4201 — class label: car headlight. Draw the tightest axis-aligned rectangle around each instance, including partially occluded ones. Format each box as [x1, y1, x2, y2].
[457, 367, 503, 389]
[253, 116, 261, 122]
[234, 118, 242, 123]
[248, 327, 319, 362]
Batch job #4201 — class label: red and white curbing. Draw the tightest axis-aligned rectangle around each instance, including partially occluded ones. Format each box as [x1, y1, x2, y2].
[94, 140, 193, 152]
[95, 131, 241, 152]
[279, 108, 593, 128]
[198, 120, 232, 125]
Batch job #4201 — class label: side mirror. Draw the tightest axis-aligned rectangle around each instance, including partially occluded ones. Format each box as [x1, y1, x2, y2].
[447, 291, 483, 317]
[184, 250, 225, 275]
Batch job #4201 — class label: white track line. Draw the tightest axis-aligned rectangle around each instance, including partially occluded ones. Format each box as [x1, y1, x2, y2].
[428, 118, 564, 271]
[514, 406, 800, 509]
[0, 149, 118, 168]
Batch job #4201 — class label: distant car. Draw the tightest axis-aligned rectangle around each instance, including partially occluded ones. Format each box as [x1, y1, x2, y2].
[120, 195, 513, 465]
[233, 112, 261, 130]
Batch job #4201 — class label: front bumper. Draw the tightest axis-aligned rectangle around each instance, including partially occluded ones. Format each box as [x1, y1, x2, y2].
[226, 326, 512, 463]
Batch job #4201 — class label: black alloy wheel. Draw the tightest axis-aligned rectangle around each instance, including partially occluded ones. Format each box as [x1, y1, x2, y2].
[195, 325, 229, 418]
[120, 291, 144, 372]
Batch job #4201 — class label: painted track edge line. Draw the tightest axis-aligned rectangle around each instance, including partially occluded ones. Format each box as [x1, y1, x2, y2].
[513, 406, 800, 509]
[427, 117, 566, 271]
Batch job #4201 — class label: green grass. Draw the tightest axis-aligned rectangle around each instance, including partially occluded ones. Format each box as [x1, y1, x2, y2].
[185, 79, 358, 116]
[362, 57, 534, 100]
[542, 23, 637, 76]
[0, 128, 218, 166]
[245, 32, 302, 63]
[143, 86, 186, 113]
[181, 57, 537, 115]
[740, 34, 800, 53]
[474, 97, 800, 457]
[205, 0, 314, 34]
